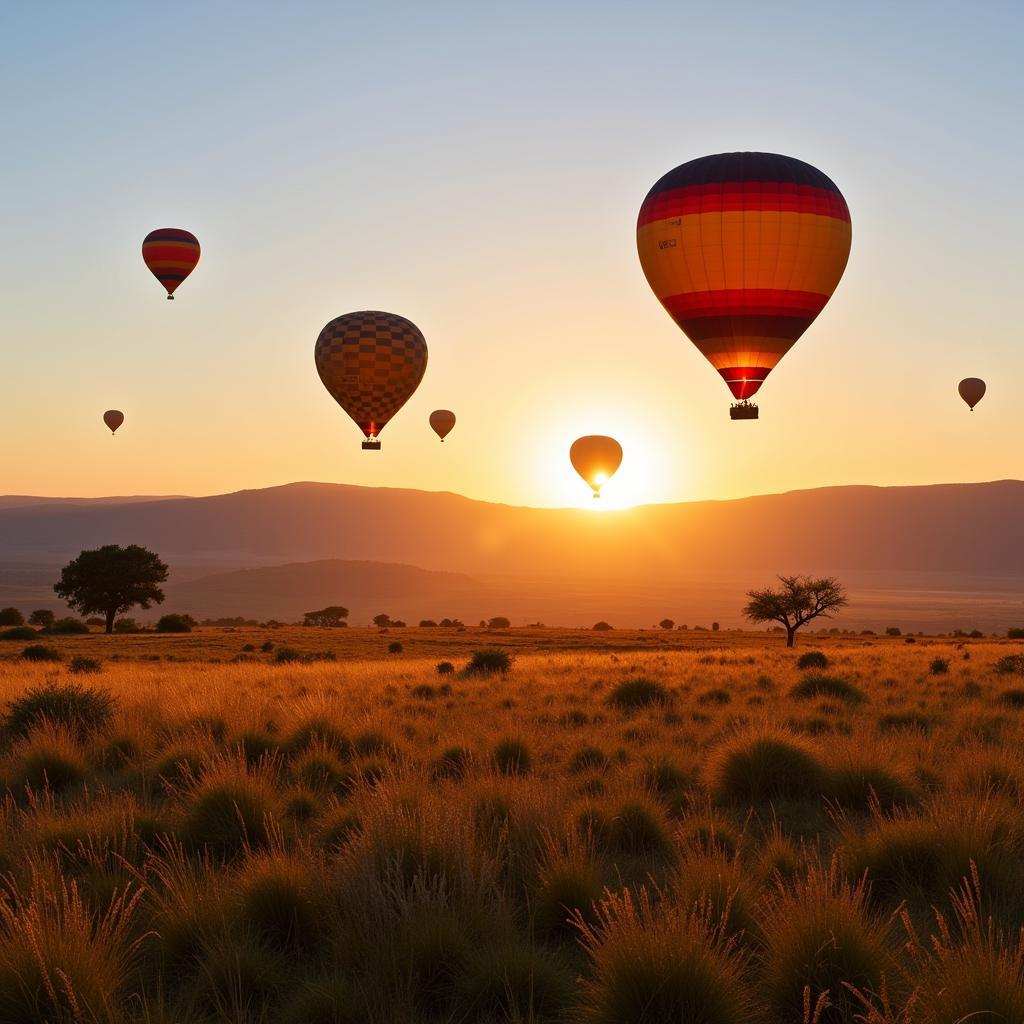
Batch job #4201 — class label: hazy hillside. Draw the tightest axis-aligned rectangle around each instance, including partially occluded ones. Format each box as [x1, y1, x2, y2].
[1, 480, 1022, 578]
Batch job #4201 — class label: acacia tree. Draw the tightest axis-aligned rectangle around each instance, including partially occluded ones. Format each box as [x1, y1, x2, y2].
[303, 605, 349, 627]
[742, 575, 847, 648]
[54, 544, 168, 634]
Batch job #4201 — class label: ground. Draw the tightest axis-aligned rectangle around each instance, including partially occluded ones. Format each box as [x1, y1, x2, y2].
[0, 631, 1022, 1023]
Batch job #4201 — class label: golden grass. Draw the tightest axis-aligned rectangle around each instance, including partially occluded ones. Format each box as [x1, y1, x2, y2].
[0, 638, 1021, 1020]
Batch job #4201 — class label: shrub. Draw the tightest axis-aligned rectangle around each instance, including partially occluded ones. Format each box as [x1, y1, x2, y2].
[570, 745, 610, 774]
[606, 798, 671, 856]
[1008, 628, 1024, 639]
[432, 745, 472, 781]
[826, 761, 916, 812]
[419, 619, 437, 627]
[608, 678, 670, 711]
[487, 616, 511, 628]
[885, 627, 901, 636]
[995, 654, 1024, 676]
[708, 730, 827, 804]
[20, 644, 62, 663]
[274, 647, 302, 663]
[697, 688, 731, 706]
[156, 613, 193, 633]
[464, 648, 513, 676]
[183, 766, 277, 855]
[1, 626, 36, 641]
[576, 886, 758, 1024]
[235, 853, 321, 951]
[435, 661, 455, 675]
[930, 657, 950, 675]
[68, 656, 102, 675]
[388, 641, 403, 653]
[27, 609, 55, 628]
[0, 607, 24, 626]
[492, 737, 531, 775]
[260, 640, 274, 652]
[797, 650, 829, 670]
[999, 689, 1024, 709]
[47, 617, 89, 635]
[592, 621, 613, 630]
[113, 617, 139, 633]
[9, 728, 89, 791]
[790, 673, 866, 705]
[760, 859, 896, 1022]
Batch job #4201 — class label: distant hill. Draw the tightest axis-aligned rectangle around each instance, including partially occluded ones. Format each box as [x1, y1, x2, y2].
[1, 479, 1022, 577]
[0, 495, 186, 510]
[2, 480, 1023, 630]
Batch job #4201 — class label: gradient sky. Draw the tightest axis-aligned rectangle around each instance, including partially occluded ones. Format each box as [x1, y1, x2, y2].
[2, 2, 1021, 509]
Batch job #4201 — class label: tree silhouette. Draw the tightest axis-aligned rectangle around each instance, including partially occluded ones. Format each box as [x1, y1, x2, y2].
[742, 575, 847, 648]
[54, 545, 168, 634]
[304, 605, 349, 627]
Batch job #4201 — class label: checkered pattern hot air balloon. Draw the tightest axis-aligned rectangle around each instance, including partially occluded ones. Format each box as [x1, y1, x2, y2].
[637, 153, 851, 419]
[314, 311, 428, 450]
[142, 228, 201, 299]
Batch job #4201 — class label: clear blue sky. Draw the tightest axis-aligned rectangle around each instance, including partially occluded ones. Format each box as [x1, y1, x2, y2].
[2, 2, 1021, 506]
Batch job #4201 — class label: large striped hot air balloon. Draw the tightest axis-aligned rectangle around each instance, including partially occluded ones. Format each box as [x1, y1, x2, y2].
[142, 228, 200, 299]
[314, 311, 428, 450]
[637, 153, 852, 419]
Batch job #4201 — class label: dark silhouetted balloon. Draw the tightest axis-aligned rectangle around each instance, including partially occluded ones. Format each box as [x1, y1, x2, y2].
[958, 378, 986, 411]
[142, 229, 200, 299]
[637, 152, 852, 414]
[315, 311, 428, 450]
[103, 410, 124, 435]
[429, 410, 456, 441]
[570, 436, 622, 498]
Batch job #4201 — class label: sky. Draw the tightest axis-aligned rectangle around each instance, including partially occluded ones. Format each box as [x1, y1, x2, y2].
[2, 1, 1021, 509]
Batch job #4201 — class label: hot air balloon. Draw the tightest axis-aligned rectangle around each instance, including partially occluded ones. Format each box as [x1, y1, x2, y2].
[958, 378, 986, 412]
[314, 311, 428, 450]
[637, 152, 852, 419]
[429, 410, 456, 442]
[142, 229, 200, 299]
[103, 410, 124, 435]
[570, 436, 622, 498]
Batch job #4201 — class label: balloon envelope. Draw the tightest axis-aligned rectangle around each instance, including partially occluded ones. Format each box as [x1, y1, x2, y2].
[958, 378, 986, 411]
[637, 152, 852, 403]
[103, 410, 124, 434]
[570, 436, 623, 497]
[429, 409, 456, 441]
[142, 228, 200, 299]
[314, 311, 428, 444]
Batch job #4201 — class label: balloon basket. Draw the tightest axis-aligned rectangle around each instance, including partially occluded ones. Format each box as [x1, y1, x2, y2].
[362, 439, 382, 451]
[730, 401, 759, 421]
[166, 294, 174, 300]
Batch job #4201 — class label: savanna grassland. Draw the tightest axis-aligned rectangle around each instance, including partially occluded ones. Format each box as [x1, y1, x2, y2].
[1, 634, 1024, 1023]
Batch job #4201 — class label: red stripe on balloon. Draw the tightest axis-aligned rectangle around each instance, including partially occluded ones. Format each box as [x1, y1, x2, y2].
[662, 289, 829, 319]
[638, 182, 850, 227]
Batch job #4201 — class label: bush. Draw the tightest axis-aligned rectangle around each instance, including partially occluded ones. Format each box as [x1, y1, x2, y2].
[464, 649, 513, 676]
[183, 770, 276, 855]
[708, 730, 827, 803]
[796, 650, 829, 670]
[4, 680, 116, 739]
[9, 729, 89, 791]
[419, 619, 437, 627]
[432, 745, 472, 781]
[260, 640, 274, 652]
[999, 689, 1024, 709]
[274, 647, 301, 663]
[995, 654, 1024, 676]
[27, 609, 55, 628]
[1008, 628, 1024, 639]
[885, 627, 901, 636]
[156, 614, 193, 633]
[592, 621, 613, 631]
[606, 798, 671, 856]
[789, 674, 866, 705]
[1, 626, 37, 641]
[68, 656, 102, 675]
[930, 657, 950, 675]
[492, 738, 531, 775]
[436, 661, 455, 675]
[0, 607, 24, 626]
[114, 617, 140, 633]
[20, 644, 62, 663]
[388, 641, 403, 653]
[608, 678, 670, 711]
[487, 616, 511, 628]
[46, 617, 89, 635]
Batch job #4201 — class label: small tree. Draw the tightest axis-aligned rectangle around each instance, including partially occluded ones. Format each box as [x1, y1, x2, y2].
[488, 616, 511, 629]
[372, 613, 392, 628]
[303, 605, 349, 628]
[28, 609, 56, 628]
[742, 575, 848, 648]
[54, 544, 168, 634]
[0, 608, 24, 626]
[658, 618, 674, 630]
[712, 621, 720, 631]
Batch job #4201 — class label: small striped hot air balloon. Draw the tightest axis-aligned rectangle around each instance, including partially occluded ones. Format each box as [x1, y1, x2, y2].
[103, 410, 124, 435]
[429, 410, 456, 441]
[314, 311, 428, 450]
[142, 228, 200, 299]
[637, 152, 852, 419]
